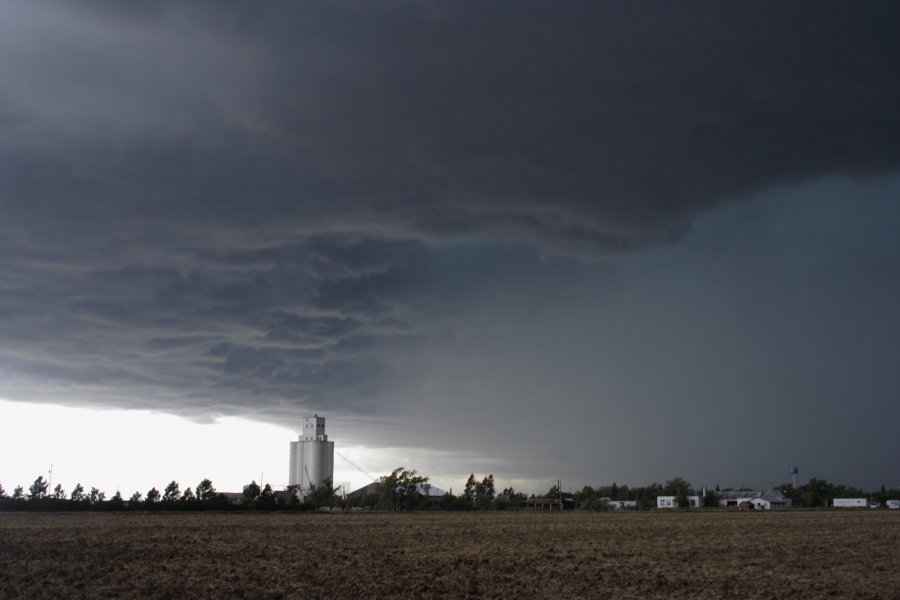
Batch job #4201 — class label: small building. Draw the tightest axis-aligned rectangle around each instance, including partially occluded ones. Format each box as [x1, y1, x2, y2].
[219, 492, 244, 505]
[886, 500, 900, 510]
[347, 481, 447, 500]
[657, 496, 700, 508]
[606, 499, 638, 510]
[526, 497, 575, 510]
[718, 488, 789, 510]
[832, 498, 867, 508]
[737, 498, 772, 510]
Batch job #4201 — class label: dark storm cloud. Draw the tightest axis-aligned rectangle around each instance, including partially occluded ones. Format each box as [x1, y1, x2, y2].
[4, 2, 899, 251]
[1, 1, 900, 487]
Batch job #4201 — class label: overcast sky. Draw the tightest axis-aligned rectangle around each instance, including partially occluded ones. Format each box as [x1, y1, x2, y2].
[1, 1, 899, 493]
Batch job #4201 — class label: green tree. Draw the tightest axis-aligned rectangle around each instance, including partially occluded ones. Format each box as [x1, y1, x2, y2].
[109, 491, 124, 509]
[802, 477, 833, 508]
[305, 479, 334, 509]
[0, 482, 6, 498]
[464, 473, 477, 507]
[29, 476, 49, 501]
[181, 487, 195, 503]
[129, 491, 143, 504]
[702, 488, 719, 508]
[89, 487, 106, 505]
[545, 483, 560, 499]
[195, 478, 216, 502]
[475, 474, 496, 510]
[664, 477, 693, 497]
[258, 483, 276, 509]
[145, 487, 161, 504]
[285, 484, 301, 505]
[243, 481, 261, 506]
[70, 483, 86, 502]
[379, 467, 429, 511]
[163, 481, 181, 503]
[12, 485, 25, 500]
[52, 484, 65, 500]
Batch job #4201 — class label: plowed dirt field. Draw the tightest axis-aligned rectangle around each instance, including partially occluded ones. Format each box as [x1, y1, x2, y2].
[1, 510, 897, 598]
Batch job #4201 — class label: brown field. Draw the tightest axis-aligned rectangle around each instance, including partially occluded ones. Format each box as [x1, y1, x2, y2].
[1, 510, 898, 599]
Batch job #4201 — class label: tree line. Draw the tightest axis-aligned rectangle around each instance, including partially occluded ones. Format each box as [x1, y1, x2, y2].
[3, 471, 898, 512]
[347, 472, 900, 511]
[0, 476, 298, 512]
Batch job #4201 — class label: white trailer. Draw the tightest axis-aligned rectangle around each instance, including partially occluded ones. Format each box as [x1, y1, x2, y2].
[886, 500, 900, 510]
[832, 498, 867, 508]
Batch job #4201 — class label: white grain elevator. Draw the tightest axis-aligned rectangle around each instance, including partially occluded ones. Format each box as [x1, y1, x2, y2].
[288, 415, 334, 496]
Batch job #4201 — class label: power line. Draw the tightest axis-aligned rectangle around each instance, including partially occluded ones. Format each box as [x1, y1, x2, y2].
[335, 450, 377, 482]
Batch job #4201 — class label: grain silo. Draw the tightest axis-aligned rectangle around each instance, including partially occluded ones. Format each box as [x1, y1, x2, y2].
[288, 415, 334, 496]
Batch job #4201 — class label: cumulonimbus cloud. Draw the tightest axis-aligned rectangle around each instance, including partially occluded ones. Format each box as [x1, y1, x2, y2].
[0, 1, 898, 426]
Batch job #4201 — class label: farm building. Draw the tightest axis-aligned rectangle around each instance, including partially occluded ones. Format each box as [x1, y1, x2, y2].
[717, 488, 789, 509]
[347, 481, 447, 500]
[219, 492, 244, 505]
[526, 497, 575, 510]
[656, 496, 700, 508]
[832, 498, 867, 508]
[605, 499, 638, 510]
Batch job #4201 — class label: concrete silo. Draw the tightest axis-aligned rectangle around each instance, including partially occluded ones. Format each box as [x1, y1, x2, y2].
[288, 415, 334, 496]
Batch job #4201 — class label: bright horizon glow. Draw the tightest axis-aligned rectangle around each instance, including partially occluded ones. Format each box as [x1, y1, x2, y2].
[0, 398, 561, 498]
[0, 398, 381, 497]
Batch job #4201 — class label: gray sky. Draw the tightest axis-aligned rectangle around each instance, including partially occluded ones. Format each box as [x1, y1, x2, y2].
[1, 1, 899, 491]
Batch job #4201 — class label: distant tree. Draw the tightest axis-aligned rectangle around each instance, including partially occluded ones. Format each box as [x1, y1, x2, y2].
[379, 467, 429, 511]
[145, 487, 161, 504]
[664, 477, 693, 498]
[89, 487, 106, 505]
[464, 474, 477, 506]
[447, 491, 471, 511]
[483, 475, 496, 497]
[129, 491, 143, 504]
[109, 491, 124, 510]
[70, 483, 86, 503]
[52, 484, 65, 500]
[610, 482, 619, 501]
[243, 481, 261, 506]
[163, 481, 181, 503]
[0, 482, 6, 498]
[305, 479, 334, 509]
[258, 483, 276, 509]
[496, 486, 527, 511]
[802, 477, 832, 508]
[625, 482, 663, 509]
[874, 484, 889, 506]
[29, 476, 49, 501]
[574, 485, 598, 510]
[702, 489, 719, 508]
[195, 478, 216, 502]
[284, 484, 301, 505]
[12, 485, 25, 500]
[181, 487, 195, 503]
[475, 474, 496, 510]
[545, 483, 560, 499]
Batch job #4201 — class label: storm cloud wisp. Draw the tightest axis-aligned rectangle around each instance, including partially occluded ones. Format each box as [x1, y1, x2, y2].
[1, 2, 899, 488]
